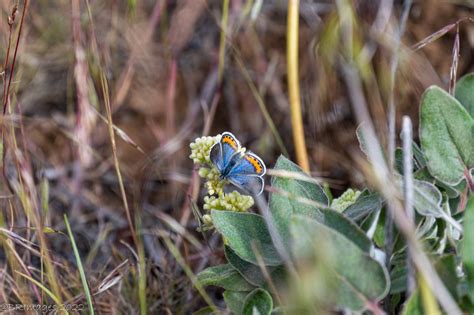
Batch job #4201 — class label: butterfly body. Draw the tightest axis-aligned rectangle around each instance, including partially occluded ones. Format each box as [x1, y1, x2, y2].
[210, 132, 266, 195]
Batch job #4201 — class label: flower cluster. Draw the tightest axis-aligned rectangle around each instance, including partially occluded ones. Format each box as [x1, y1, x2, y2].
[189, 135, 255, 225]
[189, 135, 220, 164]
[199, 167, 225, 196]
[331, 188, 361, 212]
[203, 191, 254, 212]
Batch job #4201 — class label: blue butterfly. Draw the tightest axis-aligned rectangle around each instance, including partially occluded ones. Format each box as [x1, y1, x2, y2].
[210, 132, 266, 195]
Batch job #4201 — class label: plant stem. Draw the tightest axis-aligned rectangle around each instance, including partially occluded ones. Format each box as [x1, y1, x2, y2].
[287, 0, 310, 172]
[402, 116, 416, 296]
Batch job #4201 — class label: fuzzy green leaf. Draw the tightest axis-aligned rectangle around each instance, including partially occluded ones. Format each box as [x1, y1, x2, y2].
[197, 264, 255, 291]
[211, 210, 281, 266]
[320, 209, 371, 252]
[291, 215, 389, 311]
[455, 73, 474, 117]
[412, 179, 443, 217]
[420, 86, 474, 185]
[414, 167, 465, 198]
[225, 246, 271, 287]
[270, 157, 369, 253]
[269, 156, 328, 250]
[242, 288, 273, 315]
[343, 191, 382, 222]
[434, 254, 459, 301]
[224, 291, 248, 315]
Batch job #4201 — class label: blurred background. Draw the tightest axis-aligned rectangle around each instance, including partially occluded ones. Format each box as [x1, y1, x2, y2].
[0, 0, 473, 313]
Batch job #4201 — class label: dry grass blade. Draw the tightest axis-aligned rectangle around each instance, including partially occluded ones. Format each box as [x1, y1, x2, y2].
[0, 227, 39, 254]
[411, 22, 457, 51]
[265, 186, 331, 211]
[250, 242, 283, 306]
[12, 147, 65, 303]
[161, 233, 220, 314]
[153, 211, 204, 251]
[16, 271, 66, 313]
[92, 108, 145, 154]
[95, 259, 129, 295]
[449, 25, 460, 95]
[99, 70, 137, 247]
[2, 0, 28, 115]
[233, 53, 289, 157]
[254, 188, 298, 279]
[266, 169, 342, 187]
[1, 231, 40, 303]
[1, 3, 17, 111]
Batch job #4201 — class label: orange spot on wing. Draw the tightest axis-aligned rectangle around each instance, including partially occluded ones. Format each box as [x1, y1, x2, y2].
[222, 135, 238, 149]
[245, 155, 264, 174]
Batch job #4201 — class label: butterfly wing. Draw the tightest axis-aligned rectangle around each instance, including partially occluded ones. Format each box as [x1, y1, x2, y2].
[228, 174, 265, 195]
[227, 151, 266, 176]
[226, 151, 266, 195]
[210, 132, 241, 172]
[210, 141, 224, 171]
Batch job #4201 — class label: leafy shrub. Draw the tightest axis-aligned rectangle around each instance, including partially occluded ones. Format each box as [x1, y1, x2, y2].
[192, 73, 474, 314]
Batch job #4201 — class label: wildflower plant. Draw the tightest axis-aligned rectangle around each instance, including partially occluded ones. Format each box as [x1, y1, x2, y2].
[192, 73, 474, 315]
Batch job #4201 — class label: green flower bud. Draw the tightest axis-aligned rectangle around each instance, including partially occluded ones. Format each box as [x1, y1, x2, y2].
[331, 188, 361, 212]
[189, 135, 221, 165]
[203, 191, 254, 212]
[199, 167, 225, 195]
[202, 214, 213, 225]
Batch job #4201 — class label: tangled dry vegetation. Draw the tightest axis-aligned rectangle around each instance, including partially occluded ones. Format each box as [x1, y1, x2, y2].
[0, 0, 473, 314]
